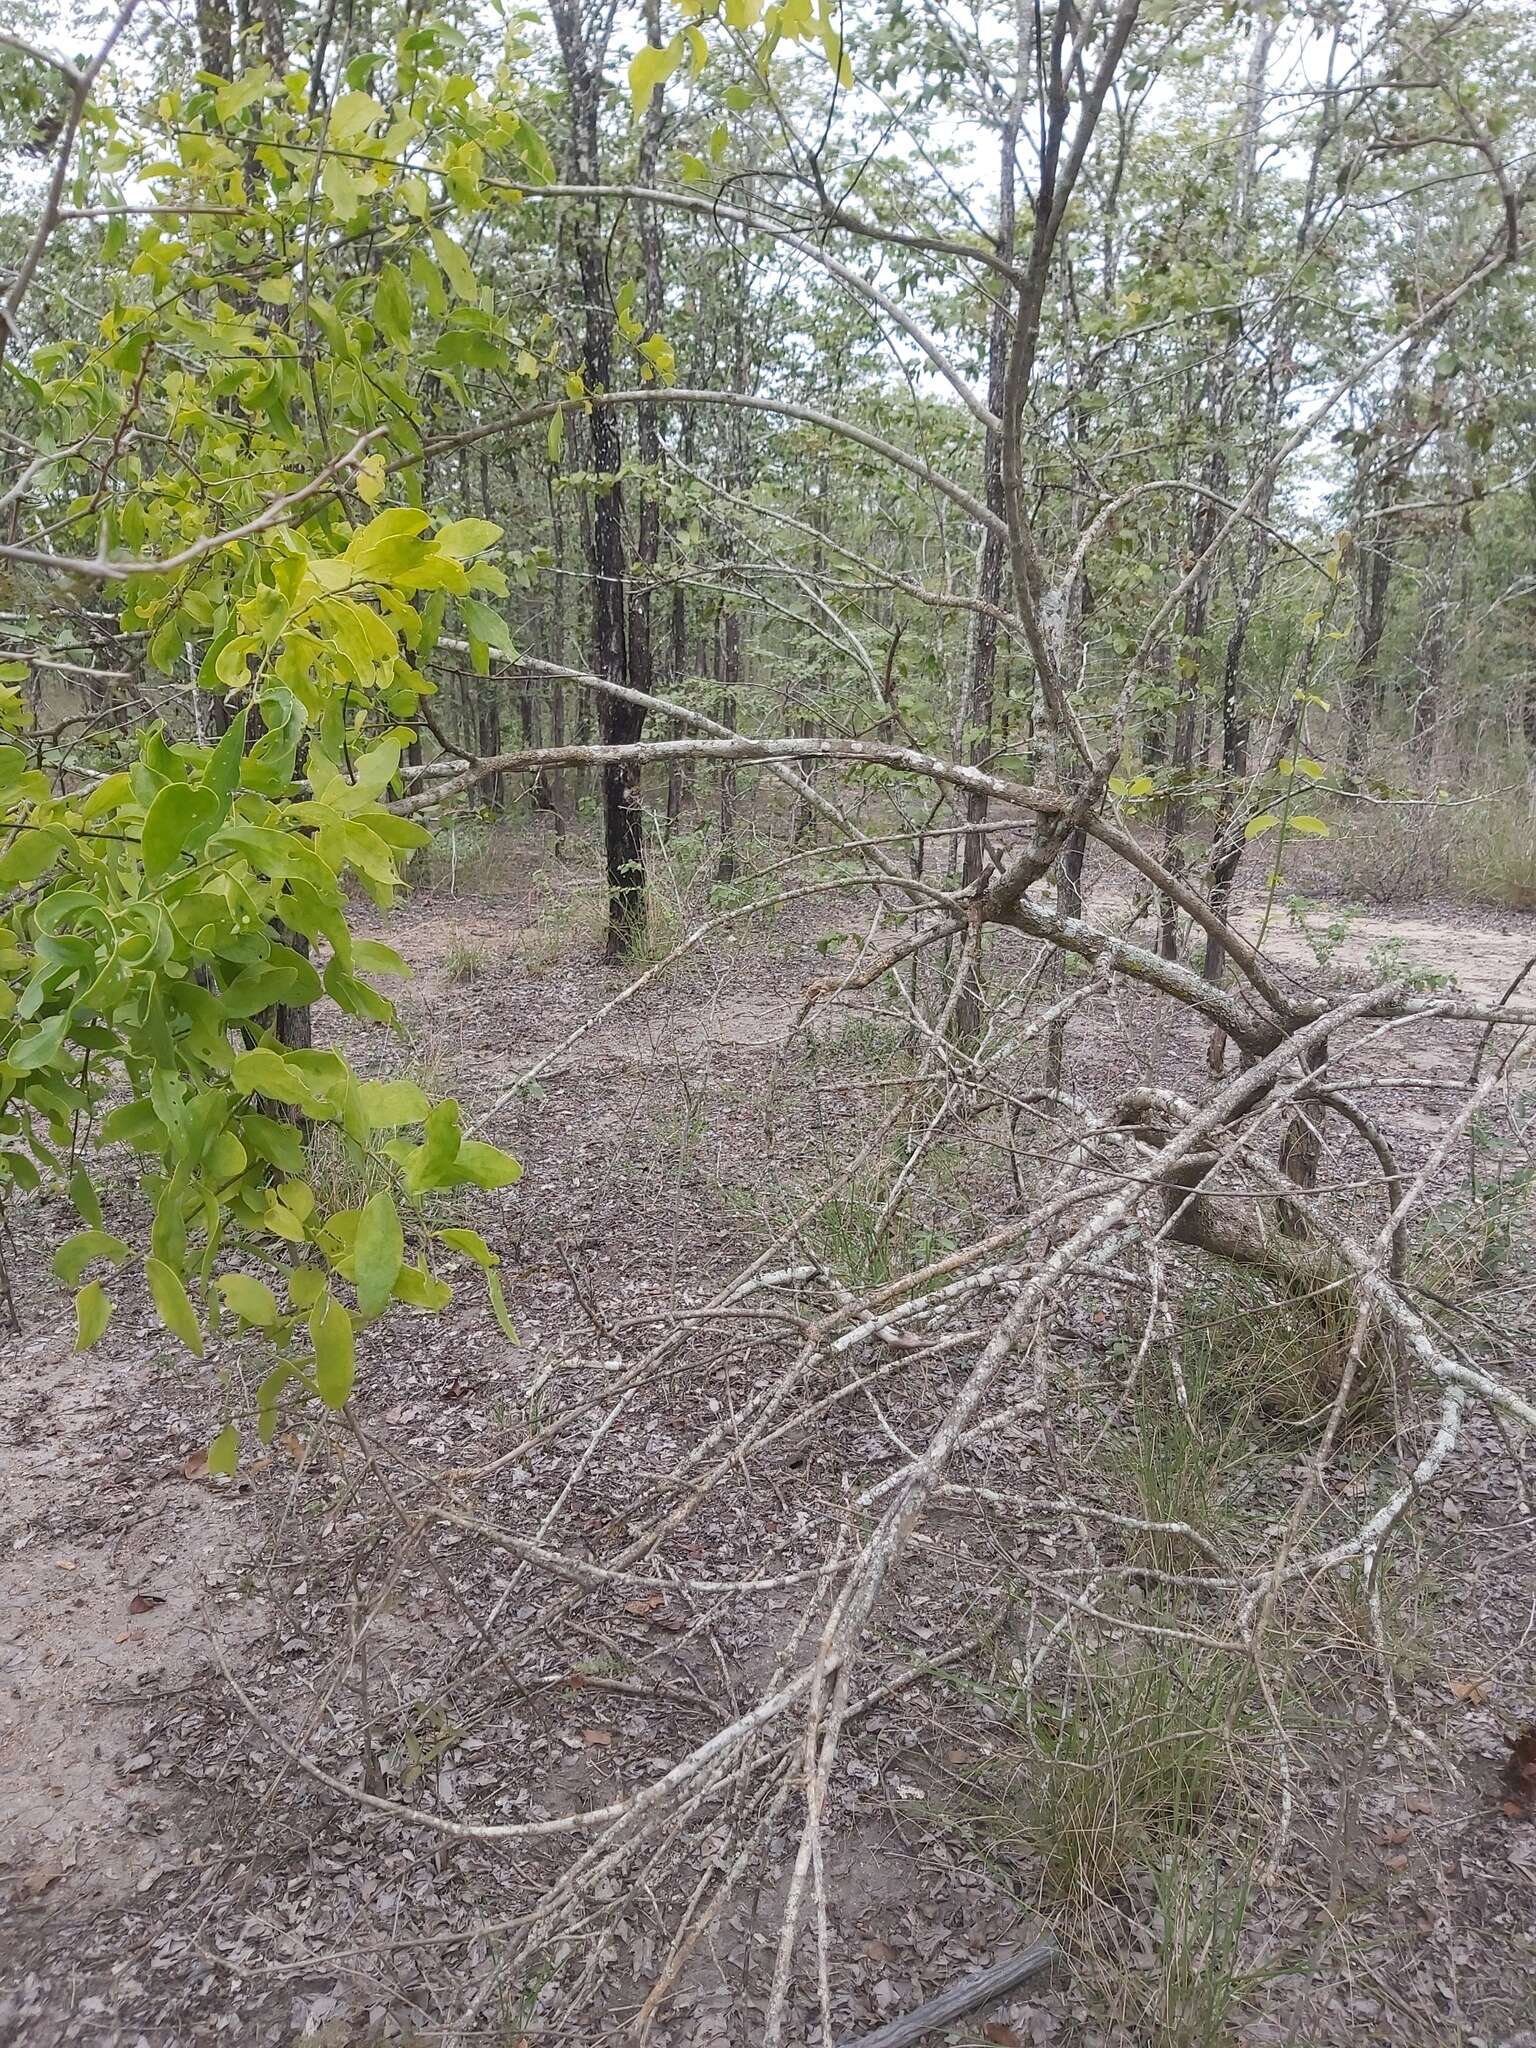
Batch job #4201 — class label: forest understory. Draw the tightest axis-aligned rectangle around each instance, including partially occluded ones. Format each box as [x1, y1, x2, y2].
[4, 817, 1535, 2048]
[7, 0, 1536, 2039]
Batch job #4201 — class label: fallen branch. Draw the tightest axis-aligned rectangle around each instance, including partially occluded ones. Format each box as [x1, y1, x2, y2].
[837, 1939, 1062, 2048]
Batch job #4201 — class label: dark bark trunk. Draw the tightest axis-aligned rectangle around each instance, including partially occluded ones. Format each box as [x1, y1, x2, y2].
[626, 0, 668, 859]
[551, 0, 645, 961]
[197, 0, 234, 77]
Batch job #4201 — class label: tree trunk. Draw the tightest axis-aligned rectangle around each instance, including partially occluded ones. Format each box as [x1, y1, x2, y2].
[665, 580, 687, 838]
[626, 0, 668, 867]
[550, 0, 646, 961]
[715, 602, 739, 885]
[953, 52, 1023, 1050]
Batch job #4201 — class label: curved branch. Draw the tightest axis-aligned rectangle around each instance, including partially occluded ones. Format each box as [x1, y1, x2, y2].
[415, 390, 1002, 542]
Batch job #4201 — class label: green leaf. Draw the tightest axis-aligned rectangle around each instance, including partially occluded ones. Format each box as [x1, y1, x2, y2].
[53, 1229, 129, 1285]
[354, 1191, 404, 1316]
[451, 1140, 523, 1190]
[436, 517, 502, 559]
[257, 1363, 295, 1444]
[404, 1098, 463, 1192]
[289, 1265, 326, 1309]
[359, 1077, 431, 1126]
[435, 1225, 498, 1269]
[392, 1261, 453, 1310]
[218, 1272, 279, 1325]
[430, 227, 479, 304]
[329, 87, 383, 143]
[231, 1047, 314, 1108]
[460, 597, 515, 660]
[207, 1424, 239, 1476]
[74, 1281, 114, 1352]
[1243, 812, 1281, 841]
[1287, 814, 1330, 838]
[374, 262, 413, 347]
[507, 112, 556, 185]
[146, 1256, 204, 1356]
[69, 1166, 103, 1227]
[11, 1011, 70, 1073]
[202, 708, 250, 810]
[547, 409, 565, 464]
[486, 1268, 518, 1344]
[0, 826, 66, 887]
[311, 1293, 356, 1409]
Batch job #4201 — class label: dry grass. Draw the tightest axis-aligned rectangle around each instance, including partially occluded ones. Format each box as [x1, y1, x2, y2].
[442, 932, 488, 984]
[1323, 785, 1536, 910]
[963, 1642, 1252, 1905]
[1152, 1270, 1392, 1440]
[304, 1050, 451, 1219]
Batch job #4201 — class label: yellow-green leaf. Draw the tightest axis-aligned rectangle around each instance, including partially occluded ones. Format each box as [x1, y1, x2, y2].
[430, 227, 479, 304]
[311, 1293, 356, 1409]
[435, 1225, 498, 1269]
[354, 1191, 404, 1316]
[218, 1272, 279, 1326]
[359, 1077, 431, 1127]
[53, 1229, 129, 1285]
[146, 1256, 204, 1356]
[207, 1424, 239, 1475]
[374, 262, 413, 347]
[486, 1269, 518, 1344]
[142, 778, 221, 876]
[628, 36, 681, 115]
[74, 1281, 114, 1352]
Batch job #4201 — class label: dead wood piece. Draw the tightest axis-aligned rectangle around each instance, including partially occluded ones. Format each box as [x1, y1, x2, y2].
[837, 1938, 1061, 2048]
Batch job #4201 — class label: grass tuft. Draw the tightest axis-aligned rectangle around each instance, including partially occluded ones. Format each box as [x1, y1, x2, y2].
[442, 932, 489, 985]
[966, 1643, 1251, 1903]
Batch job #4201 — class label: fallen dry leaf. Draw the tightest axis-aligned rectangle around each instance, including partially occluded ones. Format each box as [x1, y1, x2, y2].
[1450, 1677, 1491, 1705]
[624, 1593, 664, 1615]
[53, 1558, 77, 1572]
[983, 2026, 1025, 2047]
[182, 1448, 209, 1481]
[128, 1592, 163, 1616]
[1502, 1726, 1536, 1816]
[581, 1727, 613, 1747]
[20, 1865, 65, 1899]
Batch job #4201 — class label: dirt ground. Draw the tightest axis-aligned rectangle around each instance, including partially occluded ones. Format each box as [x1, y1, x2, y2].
[3, 821, 1536, 2046]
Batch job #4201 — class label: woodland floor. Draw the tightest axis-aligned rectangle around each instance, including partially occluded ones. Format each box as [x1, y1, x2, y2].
[3, 813, 1536, 2046]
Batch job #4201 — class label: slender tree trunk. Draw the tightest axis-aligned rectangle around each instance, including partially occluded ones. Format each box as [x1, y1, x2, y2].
[714, 268, 751, 887]
[198, 0, 234, 77]
[953, 63, 1022, 1049]
[1413, 533, 1454, 762]
[626, 0, 668, 864]
[665, 579, 687, 837]
[551, 0, 645, 960]
[1344, 349, 1427, 782]
[715, 602, 739, 884]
